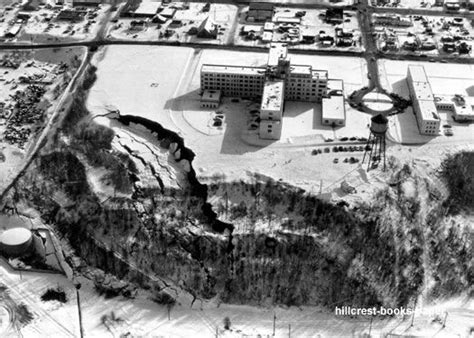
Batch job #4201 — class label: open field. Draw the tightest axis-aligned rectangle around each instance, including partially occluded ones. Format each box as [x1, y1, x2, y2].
[379, 59, 474, 143]
[87, 45, 372, 193]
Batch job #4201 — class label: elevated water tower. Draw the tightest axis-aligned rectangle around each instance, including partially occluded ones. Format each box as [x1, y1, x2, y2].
[362, 114, 388, 171]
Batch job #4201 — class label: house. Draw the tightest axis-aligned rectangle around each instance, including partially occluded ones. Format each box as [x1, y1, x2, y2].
[264, 22, 274, 31]
[274, 17, 300, 24]
[325, 8, 343, 24]
[21, 0, 42, 11]
[197, 17, 217, 39]
[160, 7, 176, 18]
[247, 3, 274, 22]
[169, 19, 183, 28]
[301, 26, 318, 43]
[4, 24, 22, 39]
[129, 20, 147, 30]
[445, 0, 461, 11]
[241, 25, 263, 36]
[262, 31, 273, 42]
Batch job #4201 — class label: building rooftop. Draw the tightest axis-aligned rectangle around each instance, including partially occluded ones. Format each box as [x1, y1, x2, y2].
[327, 79, 344, 93]
[134, 1, 161, 16]
[418, 99, 439, 121]
[412, 81, 434, 101]
[408, 65, 429, 83]
[249, 2, 274, 11]
[289, 65, 312, 76]
[268, 43, 288, 67]
[311, 69, 328, 80]
[322, 95, 345, 120]
[260, 80, 284, 112]
[201, 64, 266, 76]
[201, 89, 221, 102]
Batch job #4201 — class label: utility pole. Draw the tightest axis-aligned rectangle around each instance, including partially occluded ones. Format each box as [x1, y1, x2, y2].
[224, 190, 228, 217]
[288, 324, 291, 338]
[273, 312, 276, 336]
[442, 312, 448, 329]
[75, 282, 84, 338]
[368, 316, 373, 336]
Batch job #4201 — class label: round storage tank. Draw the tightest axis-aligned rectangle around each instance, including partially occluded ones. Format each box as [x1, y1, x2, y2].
[370, 114, 388, 135]
[0, 228, 33, 257]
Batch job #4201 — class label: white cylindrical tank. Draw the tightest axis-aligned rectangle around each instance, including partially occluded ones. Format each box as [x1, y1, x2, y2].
[0, 228, 33, 257]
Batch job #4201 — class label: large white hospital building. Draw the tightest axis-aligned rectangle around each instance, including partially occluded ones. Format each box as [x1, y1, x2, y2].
[200, 43, 345, 139]
[407, 65, 441, 135]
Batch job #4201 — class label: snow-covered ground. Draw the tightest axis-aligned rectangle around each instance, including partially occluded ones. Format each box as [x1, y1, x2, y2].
[86, 45, 374, 194]
[1, 259, 473, 337]
[1, 252, 473, 338]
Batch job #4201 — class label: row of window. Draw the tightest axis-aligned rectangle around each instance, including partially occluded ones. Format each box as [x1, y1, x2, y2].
[202, 73, 264, 80]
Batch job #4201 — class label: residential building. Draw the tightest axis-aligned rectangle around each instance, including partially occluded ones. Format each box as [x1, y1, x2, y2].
[407, 65, 441, 135]
[197, 17, 217, 39]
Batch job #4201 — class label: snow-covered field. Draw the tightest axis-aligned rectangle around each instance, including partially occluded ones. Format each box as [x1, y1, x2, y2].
[1, 259, 473, 338]
[379, 59, 474, 144]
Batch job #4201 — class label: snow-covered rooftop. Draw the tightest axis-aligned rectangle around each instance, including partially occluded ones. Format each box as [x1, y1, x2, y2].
[267, 43, 288, 67]
[260, 80, 284, 112]
[134, 1, 161, 16]
[322, 95, 345, 120]
[201, 64, 266, 76]
[289, 65, 312, 76]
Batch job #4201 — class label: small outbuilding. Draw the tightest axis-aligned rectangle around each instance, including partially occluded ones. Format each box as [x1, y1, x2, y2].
[201, 89, 222, 108]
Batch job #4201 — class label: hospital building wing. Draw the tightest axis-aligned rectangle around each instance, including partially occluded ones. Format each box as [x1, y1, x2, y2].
[200, 43, 346, 140]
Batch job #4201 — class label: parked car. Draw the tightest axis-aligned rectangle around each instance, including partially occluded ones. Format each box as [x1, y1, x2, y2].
[444, 129, 453, 136]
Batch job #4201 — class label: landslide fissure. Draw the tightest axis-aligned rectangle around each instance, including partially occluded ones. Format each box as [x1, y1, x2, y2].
[5, 91, 472, 308]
